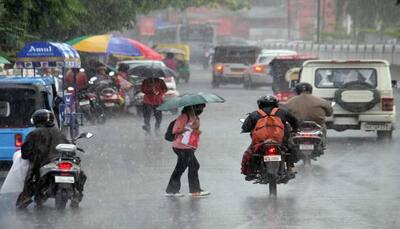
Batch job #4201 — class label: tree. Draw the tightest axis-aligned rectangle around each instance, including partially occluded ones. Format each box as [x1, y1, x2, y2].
[0, 0, 251, 58]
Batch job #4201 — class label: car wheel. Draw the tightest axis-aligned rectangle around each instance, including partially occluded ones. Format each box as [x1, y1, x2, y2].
[212, 76, 220, 88]
[377, 130, 392, 140]
[243, 76, 249, 89]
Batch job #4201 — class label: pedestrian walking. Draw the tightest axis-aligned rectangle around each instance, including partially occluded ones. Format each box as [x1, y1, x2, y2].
[165, 104, 210, 197]
[140, 68, 168, 135]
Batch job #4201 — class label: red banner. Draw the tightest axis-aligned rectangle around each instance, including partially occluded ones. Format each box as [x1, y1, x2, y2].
[138, 17, 155, 36]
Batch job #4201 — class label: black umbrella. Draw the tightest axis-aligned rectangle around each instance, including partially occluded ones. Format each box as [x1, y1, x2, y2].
[128, 65, 167, 78]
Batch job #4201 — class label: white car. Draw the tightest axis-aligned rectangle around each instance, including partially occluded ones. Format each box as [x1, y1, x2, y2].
[299, 59, 396, 139]
[243, 49, 297, 88]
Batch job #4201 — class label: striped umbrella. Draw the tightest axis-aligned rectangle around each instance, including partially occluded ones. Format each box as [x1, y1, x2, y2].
[67, 34, 162, 60]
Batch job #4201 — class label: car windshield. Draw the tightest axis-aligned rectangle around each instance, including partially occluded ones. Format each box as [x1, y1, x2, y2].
[214, 47, 258, 64]
[315, 68, 378, 88]
[0, 88, 39, 128]
[258, 56, 274, 64]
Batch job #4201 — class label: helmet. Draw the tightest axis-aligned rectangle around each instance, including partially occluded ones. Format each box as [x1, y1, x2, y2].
[257, 95, 278, 108]
[295, 82, 313, 95]
[31, 109, 55, 127]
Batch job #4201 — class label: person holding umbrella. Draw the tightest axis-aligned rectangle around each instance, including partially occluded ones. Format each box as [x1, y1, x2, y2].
[165, 104, 210, 197]
[140, 68, 168, 134]
[157, 92, 225, 197]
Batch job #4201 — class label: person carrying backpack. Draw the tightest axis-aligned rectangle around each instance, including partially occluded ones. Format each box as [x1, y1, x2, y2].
[241, 95, 299, 181]
[165, 104, 210, 197]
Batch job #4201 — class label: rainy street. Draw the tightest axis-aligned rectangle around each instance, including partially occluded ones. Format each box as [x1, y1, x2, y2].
[1, 66, 399, 229]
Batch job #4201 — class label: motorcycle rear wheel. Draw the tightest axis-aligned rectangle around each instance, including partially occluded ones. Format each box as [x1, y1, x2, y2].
[269, 178, 277, 196]
[55, 189, 68, 210]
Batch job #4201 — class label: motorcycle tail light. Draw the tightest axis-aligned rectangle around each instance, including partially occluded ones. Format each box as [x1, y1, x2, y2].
[58, 162, 73, 170]
[265, 146, 277, 155]
[15, 134, 23, 147]
[381, 97, 394, 111]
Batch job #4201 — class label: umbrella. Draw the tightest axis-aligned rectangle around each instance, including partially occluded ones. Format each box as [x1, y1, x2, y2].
[157, 92, 225, 111]
[129, 65, 177, 79]
[67, 34, 163, 60]
[0, 55, 10, 64]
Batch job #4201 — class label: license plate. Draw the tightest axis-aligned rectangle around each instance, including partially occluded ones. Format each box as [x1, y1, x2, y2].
[299, 144, 314, 150]
[79, 100, 90, 106]
[105, 103, 115, 107]
[361, 122, 392, 131]
[55, 176, 75, 183]
[231, 68, 244, 72]
[264, 155, 281, 162]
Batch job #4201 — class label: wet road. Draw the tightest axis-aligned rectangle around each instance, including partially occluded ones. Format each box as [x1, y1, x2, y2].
[1, 66, 400, 229]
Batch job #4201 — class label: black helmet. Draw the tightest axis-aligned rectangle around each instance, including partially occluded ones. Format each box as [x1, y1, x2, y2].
[295, 82, 313, 95]
[31, 109, 55, 127]
[257, 95, 278, 108]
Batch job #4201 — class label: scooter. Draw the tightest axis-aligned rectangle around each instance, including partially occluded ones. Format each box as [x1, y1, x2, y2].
[293, 121, 324, 166]
[36, 132, 93, 209]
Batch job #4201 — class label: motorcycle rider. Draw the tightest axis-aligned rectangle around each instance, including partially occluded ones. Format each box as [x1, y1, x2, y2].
[284, 82, 333, 147]
[241, 95, 299, 180]
[16, 109, 86, 209]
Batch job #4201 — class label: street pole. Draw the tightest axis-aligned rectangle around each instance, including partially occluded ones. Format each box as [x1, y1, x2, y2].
[287, 0, 291, 40]
[316, 0, 321, 43]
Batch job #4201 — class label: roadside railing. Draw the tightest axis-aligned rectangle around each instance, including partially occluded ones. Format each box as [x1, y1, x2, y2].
[259, 43, 400, 66]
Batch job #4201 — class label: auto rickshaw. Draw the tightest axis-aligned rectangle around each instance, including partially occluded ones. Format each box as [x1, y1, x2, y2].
[156, 44, 191, 83]
[269, 55, 317, 102]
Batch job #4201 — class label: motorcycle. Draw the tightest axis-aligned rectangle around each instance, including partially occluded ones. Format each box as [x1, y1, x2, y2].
[78, 90, 106, 124]
[36, 132, 93, 209]
[240, 118, 295, 196]
[89, 76, 124, 114]
[250, 141, 295, 196]
[293, 121, 324, 166]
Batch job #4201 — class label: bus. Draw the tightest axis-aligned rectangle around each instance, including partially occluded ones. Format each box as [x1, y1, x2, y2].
[153, 24, 217, 62]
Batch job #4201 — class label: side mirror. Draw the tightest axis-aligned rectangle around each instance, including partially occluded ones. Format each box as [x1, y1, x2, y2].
[392, 80, 398, 88]
[290, 80, 299, 89]
[89, 76, 98, 84]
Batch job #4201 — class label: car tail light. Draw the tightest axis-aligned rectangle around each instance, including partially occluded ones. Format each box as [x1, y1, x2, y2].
[381, 97, 394, 111]
[265, 146, 277, 156]
[164, 76, 172, 82]
[215, 64, 223, 74]
[58, 162, 73, 170]
[253, 65, 264, 73]
[15, 134, 23, 147]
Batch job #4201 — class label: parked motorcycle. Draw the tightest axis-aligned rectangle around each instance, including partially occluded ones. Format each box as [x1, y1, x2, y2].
[89, 76, 124, 114]
[293, 121, 324, 166]
[36, 132, 93, 209]
[78, 90, 106, 125]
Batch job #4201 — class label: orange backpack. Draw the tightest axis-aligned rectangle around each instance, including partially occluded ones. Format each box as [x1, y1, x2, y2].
[251, 108, 285, 144]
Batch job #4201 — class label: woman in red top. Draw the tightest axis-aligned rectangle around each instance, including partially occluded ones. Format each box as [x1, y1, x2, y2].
[165, 104, 210, 197]
[140, 69, 168, 134]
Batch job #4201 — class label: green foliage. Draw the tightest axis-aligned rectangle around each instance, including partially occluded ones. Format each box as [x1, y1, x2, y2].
[0, 0, 250, 60]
